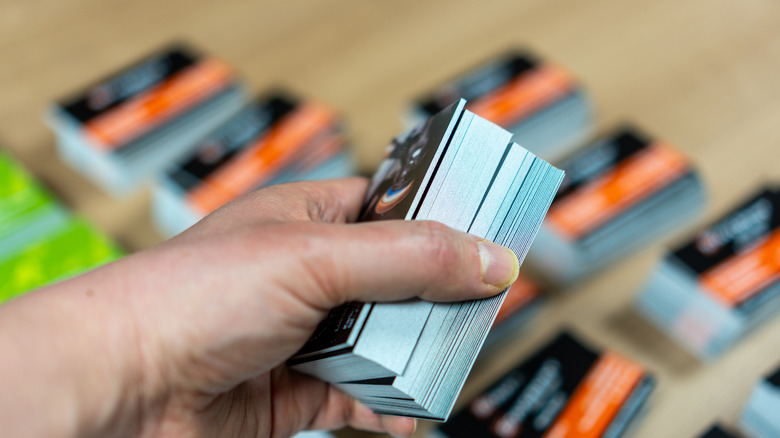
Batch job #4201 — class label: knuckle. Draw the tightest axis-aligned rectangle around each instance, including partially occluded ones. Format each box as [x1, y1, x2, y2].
[282, 182, 341, 223]
[298, 227, 350, 306]
[416, 221, 461, 272]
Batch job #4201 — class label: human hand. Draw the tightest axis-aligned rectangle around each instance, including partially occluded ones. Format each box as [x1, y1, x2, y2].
[0, 178, 519, 438]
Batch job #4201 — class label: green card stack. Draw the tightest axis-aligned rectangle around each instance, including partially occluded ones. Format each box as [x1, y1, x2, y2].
[0, 152, 123, 303]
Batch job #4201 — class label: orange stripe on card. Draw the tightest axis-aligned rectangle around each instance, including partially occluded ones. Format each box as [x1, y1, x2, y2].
[546, 142, 690, 240]
[468, 64, 574, 128]
[187, 102, 338, 213]
[84, 58, 235, 150]
[699, 229, 780, 307]
[543, 353, 645, 438]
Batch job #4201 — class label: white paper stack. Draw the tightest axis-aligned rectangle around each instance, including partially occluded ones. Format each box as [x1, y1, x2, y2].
[636, 187, 780, 360]
[740, 364, 780, 438]
[527, 125, 705, 285]
[408, 49, 593, 163]
[152, 90, 354, 237]
[288, 99, 563, 421]
[46, 43, 247, 195]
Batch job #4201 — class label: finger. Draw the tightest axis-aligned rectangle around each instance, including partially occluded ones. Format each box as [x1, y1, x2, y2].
[200, 177, 370, 229]
[271, 369, 416, 438]
[305, 389, 405, 434]
[284, 219, 519, 311]
[301, 383, 416, 437]
[168, 177, 369, 255]
[381, 415, 417, 438]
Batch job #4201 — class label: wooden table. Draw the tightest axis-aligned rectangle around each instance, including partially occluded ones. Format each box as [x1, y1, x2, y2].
[3, 0, 780, 436]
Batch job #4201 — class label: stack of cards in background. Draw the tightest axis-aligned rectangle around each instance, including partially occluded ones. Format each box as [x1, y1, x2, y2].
[408, 49, 592, 162]
[697, 425, 741, 438]
[288, 99, 563, 421]
[0, 151, 122, 303]
[152, 90, 354, 237]
[480, 273, 543, 354]
[636, 187, 780, 360]
[433, 331, 655, 438]
[47, 42, 246, 195]
[527, 126, 705, 285]
[740, 363, 780, 438]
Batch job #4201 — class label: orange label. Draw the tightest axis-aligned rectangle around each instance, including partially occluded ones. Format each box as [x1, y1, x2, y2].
[494, 274, 539, 325]
[546, 142, 690, 240]
[187, 102, 338, 213]
[84, 58, 234, 149]
[699, 229, 780, 307]
[544, 353, 645, 438]
[468, 64, 574, 128]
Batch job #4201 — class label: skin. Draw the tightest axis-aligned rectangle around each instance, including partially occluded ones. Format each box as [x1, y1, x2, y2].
[0, 177, 519, 438]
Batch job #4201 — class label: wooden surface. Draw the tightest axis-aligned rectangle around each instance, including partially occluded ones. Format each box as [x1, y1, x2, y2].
[3, 0, 780, 436]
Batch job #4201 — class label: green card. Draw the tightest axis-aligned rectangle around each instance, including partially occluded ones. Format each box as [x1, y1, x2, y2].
[0, 152, 66, 254]
[0, 218, 123, 302]
[0, 151, 124, 303]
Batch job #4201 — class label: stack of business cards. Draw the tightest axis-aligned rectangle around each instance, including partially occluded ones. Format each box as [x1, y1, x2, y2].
[527, 125, 705, 285]
[636, 186, 780, 360]
[288, 99, 563, 421]
[47, 42, 246, 195]
[481, 273, 543, 354]
[0, 152, 69, 262]
[291, 432, 335, 438]
[408, 49, 593, 162]
[152, 90, 354, 237]
[433, 331, 655, 438]
[0, 151, 122, 303]
[740, 363, 780, 438]
[697, 424, 741, 438]
[0, 218, 123, 302]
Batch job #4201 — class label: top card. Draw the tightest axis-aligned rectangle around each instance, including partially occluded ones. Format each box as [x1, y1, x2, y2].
[360, 99, 465, 222]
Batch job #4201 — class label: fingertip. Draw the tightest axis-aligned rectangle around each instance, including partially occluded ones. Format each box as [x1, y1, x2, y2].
[319, 177, 371, 222]
[325, 176, 370, 193]
[381, 415, 417, 438]
[477, 240, 519, 290]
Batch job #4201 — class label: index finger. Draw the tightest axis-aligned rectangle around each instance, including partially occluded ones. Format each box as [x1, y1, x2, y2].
[196, 177, 370, 231]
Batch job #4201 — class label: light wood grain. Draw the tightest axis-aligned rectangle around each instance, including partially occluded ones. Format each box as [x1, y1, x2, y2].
[2, 0, 780, 436]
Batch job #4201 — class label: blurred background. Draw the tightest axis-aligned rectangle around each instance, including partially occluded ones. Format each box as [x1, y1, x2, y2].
[3, 0, 780, 436]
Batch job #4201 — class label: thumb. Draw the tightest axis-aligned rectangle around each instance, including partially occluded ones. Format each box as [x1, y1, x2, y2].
[290, 220, 520, 311]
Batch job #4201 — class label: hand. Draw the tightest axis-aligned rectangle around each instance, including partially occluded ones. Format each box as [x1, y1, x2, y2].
[0, 178, 519, 438]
